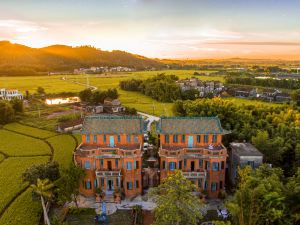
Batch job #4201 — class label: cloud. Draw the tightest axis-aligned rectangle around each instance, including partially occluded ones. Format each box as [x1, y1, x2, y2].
[0, 20, 47, 33]
[207, 41, 300, 46]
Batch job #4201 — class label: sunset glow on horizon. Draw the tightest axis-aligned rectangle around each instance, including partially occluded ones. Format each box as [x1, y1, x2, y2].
[1, 0, 300, 59]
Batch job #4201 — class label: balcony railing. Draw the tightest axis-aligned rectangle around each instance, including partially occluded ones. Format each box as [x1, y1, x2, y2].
[182, 170, 206, 179]
[96, 170, 122, 177]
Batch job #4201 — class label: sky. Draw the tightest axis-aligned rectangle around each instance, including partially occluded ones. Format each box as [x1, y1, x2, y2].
[1, 0, 300, 59]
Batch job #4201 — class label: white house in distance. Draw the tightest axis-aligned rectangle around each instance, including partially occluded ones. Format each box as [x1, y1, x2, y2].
[0, 88, 23, 101]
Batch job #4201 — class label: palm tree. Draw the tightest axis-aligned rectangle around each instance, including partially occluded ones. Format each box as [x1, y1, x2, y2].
[31, 178, 54, 225]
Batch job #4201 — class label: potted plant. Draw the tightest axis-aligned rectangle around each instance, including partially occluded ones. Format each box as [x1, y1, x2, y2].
[113, 188, 121, 204]
[95, 188, 105, 202]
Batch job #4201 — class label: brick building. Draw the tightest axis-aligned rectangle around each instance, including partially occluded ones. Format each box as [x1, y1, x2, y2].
[157, 117, 229, 198]
[74, 116, 146, 198]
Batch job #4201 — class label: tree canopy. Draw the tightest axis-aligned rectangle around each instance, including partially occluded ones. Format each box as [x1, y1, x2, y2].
[149, 170, 203, 225]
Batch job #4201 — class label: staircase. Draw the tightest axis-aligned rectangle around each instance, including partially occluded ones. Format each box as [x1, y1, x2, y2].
[104, 191, 114, 203]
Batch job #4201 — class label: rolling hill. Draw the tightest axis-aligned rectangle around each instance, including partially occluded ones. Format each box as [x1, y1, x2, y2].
[0, 41, 165, 76]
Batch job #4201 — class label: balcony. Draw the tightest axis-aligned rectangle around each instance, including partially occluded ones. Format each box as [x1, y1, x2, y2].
[182, 170, 206, 179]
[95, 169, 122, 177]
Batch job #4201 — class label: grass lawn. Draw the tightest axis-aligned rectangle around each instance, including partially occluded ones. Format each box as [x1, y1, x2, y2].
[47, 134, 77, 169]
[0, 130, 51, 156]
[224, 97, 286, 107]
[4, 123, 57, 139]
[0, 188, 42, 225]
[0, 156, 49, 214]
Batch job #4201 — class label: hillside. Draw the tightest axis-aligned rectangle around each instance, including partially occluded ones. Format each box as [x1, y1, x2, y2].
[0, 41, 165, 76]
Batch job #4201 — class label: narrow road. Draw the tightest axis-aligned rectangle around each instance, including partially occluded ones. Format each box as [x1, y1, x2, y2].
[137, 112, 160, 132]
[62, 77, 98, 91]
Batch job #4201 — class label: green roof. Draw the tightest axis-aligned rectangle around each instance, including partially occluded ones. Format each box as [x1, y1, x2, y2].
[156, 116, 228, 135]
[82, 115, 145, 134]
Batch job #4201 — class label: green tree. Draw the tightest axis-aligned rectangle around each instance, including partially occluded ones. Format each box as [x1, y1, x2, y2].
[291, 89, 300, 106]
[149, 170, 203, 225]
[226, 165, 286, 225]
[22, 161, 60, 184]
[56, 163, 85, 208]
[11, 98, 24, 113]
[37, 86, 46, 95]
[31, 178, 54, 225]
[0, 101, 15, 124]
[79, 88, 93, 102]
[106, 88, 119, 99]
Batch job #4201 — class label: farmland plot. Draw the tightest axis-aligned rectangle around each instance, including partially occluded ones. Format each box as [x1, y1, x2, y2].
[0, 156, 49, 214]
[4, 123, 57, 139]
[0, 130, 51, 156]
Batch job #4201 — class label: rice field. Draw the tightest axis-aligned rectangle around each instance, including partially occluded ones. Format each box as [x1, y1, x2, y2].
[0, 156, 49, 214]
[0, 130, 52, 156]
[4, 123, 57, 139]
[0, 188, 42, 225]
[47, 134, 77, 169]
[0, 153, 5, 163]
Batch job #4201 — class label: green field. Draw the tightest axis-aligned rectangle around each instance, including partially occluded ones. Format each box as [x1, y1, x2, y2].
[47, 134, 77, 169]
[0, 188, 42, 225]
[0, 130, 51, 156]
[1, 70, 224, 116]
[0, 123, 80, 224]
[4, 123, 57, 139]
[0, 156, 49, 214]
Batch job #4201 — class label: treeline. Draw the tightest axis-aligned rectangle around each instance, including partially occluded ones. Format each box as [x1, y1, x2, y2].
[226, 76, 300, 89]
[173, 98, 300, 176]
[0, 99, 23, 124]
[119, 74, 200, 102]
[79, 88, 119, 104]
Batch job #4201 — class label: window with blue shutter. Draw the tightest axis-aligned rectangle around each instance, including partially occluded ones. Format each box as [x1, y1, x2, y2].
[212, 135, 217, 143]
[173, 135, 178, 143]
[93, 135, 97, 143]
[103, 135, 106, 143]
[182, 135, 185, 143]
[204, 181, 208, 190]
[165, 135, 169, 143]
[127, 135, 131, 143]
[199, 159, 203, 168]
[100, 159, 104, 168]
[169, 162, 176, 170]
[86, 135, 90, 143]
[101, 178, 105, 187]
[115, 159, 119, 168]
[135, 180, 139, 188]
[212, 162, 219, 171]
[206, 161, 210, 170]
[127, 182, 133, 190]
[117, 135, 121, 142]
[184, 159, 187, 169]
[134, 161, 139, 169]
[126, 162, 132, 170]
[211, 182, 217, 191]
[94, 179, 98, 188]
[134, 135, 139, 143]
[204, 135, 209, 143]
[84, 161, 91, 169]
[86, 181, 91, 189]
[197, 135, 201, 143]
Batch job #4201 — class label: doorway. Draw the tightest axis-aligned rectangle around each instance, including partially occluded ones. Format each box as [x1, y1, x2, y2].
[107, 161, 112, 170]
[191, 161, 195, 171]
[108, 179, 114, 191]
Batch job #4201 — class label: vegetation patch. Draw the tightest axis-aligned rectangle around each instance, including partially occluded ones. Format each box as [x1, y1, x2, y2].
[47, 135, 76, 168]
[0, 156, 49, 214]
[4, 123, 57, 139]
[0, 130, 51, 156]
[0, 188, 42, 225]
